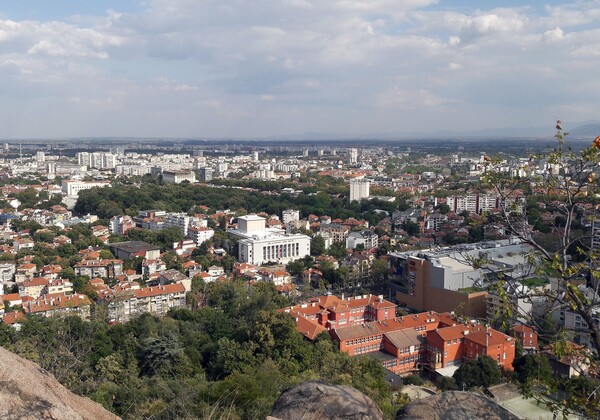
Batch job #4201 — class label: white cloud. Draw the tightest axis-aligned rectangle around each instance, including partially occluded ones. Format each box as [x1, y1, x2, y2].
[0, 0, 599, 137]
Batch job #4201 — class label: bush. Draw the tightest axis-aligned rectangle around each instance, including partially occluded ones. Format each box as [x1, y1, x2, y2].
[404, 374, 424, 386]
[439, 376, 458, 391]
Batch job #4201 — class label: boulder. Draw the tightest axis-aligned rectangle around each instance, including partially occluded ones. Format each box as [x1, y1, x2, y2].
[271, 380, 384, 420]
[396, 390, 518, 420]
[0, 347, 119, 420]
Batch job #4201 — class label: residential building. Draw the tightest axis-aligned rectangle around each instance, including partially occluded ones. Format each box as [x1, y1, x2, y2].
[101, 283, 187, 323]
[188, 226, 214, 246]
[346, 230, 378, 250]
[350, 179, 370, 201]
[511, 324, 539, 354]
[18, 277, 49, 299]
[282, 209, 300, 225]
[23, 293, 92, 320]
[74, 259, 123, 278]
[319, 223, 349, 243]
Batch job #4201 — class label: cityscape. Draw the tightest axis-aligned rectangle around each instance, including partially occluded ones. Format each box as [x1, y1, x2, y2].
[0, 132, 598, 418]
[1, 1, 600, 419]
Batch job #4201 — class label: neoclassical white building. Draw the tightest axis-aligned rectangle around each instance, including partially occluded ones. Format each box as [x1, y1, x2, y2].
[229, 215, 310, 265]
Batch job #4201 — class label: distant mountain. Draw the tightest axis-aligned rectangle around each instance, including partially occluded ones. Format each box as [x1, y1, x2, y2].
[568, 123, 600, 138]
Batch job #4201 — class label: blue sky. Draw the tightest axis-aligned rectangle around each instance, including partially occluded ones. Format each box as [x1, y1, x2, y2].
[0, 0, 599, 138]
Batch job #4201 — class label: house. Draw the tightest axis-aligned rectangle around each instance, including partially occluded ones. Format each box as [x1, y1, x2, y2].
[18, 277, 49, 299]
[3, 311, 25, 329]
[158, 269, 191, 292]
[13, 238, 34, 253]
[259, 269, 292, 286]
[92, 225, 110, 237]
[183, 261, 203, 278]
[15, 263, 37, 282]
[173, 239, 196, 256]
[511, 324, 539, 354]
[142, 259, 167, 277]
[47, 279, 73, 295]
[2, 293, 22, 308]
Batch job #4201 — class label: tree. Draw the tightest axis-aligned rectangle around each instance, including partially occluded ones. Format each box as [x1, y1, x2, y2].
[513, 353, 553, 386]
[310, 235, 326, 256]
[286, 260, 304, 277]
[482, 123, 600, 415]
[453, 356, 502, 389]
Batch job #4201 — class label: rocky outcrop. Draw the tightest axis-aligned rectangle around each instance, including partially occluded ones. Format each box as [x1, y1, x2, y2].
[271, 380, 384, 420]
[0, 347, 119, 420]
[396, 391, 518, 420]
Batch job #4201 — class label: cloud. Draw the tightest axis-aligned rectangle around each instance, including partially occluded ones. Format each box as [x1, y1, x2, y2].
[0, 0, 600, 137]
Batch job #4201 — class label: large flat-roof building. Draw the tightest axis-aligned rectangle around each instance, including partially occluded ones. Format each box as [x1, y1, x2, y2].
[228, 215, 310, 265]
[388, 239, 533, 318]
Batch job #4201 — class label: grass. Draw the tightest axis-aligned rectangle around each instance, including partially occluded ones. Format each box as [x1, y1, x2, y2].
[520, 277, 550, 288]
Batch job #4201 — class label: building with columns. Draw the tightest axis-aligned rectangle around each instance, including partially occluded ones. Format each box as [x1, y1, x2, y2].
[228, 215, 310, 265]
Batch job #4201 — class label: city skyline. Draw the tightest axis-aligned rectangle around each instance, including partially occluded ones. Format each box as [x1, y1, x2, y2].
[0, 1, 599, 138]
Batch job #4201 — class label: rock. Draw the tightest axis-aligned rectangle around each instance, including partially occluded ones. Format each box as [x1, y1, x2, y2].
[0, 347, 119, 420]
[396, 391, 518, 420]
[271, 380, 384, 420]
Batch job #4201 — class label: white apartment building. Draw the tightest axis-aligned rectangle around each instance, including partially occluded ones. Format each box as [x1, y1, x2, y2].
[61, 180, 111, 198]
[229, 215, 310, 265]
[164, 213, 192, 236]
[350, 179, 370, 201]
[349, 148, 358, 164]
[282, 209, 300, 224]
[346, 230, 379, 250]
[188, 226, 215, 246]
[162, 170, 196, 183]
[592, 219, 600, 252]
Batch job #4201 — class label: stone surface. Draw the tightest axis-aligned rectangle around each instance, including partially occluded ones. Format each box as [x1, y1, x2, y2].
[0, 347, 119, 420]
[271, 380, 384, 420]
[396, 390, 518, 420]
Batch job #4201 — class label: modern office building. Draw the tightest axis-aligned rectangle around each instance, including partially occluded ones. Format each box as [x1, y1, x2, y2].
[388, 239, 533, 318]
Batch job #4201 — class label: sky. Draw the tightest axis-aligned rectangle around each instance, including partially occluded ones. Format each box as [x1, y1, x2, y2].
[0, 0, 599, 138]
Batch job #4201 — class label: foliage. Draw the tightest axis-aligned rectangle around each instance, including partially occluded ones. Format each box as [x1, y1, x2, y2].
[453, 356, 502, 389]
[2, 281, 400, 418]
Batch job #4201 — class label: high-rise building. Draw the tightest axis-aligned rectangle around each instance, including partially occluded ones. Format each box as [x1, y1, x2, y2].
[349, 179, 370, 201]
[199, 167, 213, 182]
[349, 148, 358, 164]
[282, 209, 300, 224]
[592, 219, 600, 251]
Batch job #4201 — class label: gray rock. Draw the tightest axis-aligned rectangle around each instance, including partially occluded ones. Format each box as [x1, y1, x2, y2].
[396, 391, 518, 420]
[271, 380, 384, 420]
[0, 347, 119, 420]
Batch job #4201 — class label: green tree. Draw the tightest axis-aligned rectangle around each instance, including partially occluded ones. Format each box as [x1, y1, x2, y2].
[310, 235, 326, 256]
[453, 356, 502, 389]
